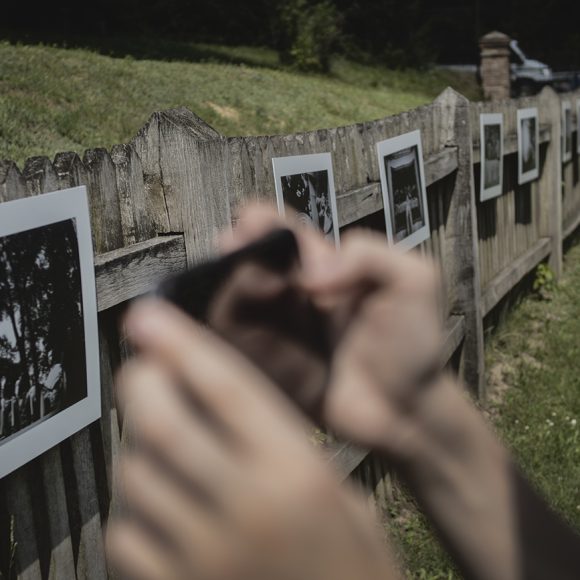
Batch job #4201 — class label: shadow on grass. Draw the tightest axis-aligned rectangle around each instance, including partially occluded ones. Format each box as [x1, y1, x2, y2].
[0, 30, 281, 70]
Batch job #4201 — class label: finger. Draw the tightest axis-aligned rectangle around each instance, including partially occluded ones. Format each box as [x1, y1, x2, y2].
[121, 454, 222, 557]
[303, 229, 436, 295]
[233, 202, 288, 248]
[118, 360, 240, 496]
[234, 202, 336, 275]
[107, 521, 181, 580]
[124, 299, 307, 451]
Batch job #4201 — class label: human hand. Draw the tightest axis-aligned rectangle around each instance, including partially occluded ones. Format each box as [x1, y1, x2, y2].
[107, 300, 396, 580]
[221, 204, 443, 460]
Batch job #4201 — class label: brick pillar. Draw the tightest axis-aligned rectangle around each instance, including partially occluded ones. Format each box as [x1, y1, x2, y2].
[479, 31, 511, 101]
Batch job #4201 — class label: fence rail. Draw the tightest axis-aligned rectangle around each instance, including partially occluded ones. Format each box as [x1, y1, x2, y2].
[1, 85, 580, 579]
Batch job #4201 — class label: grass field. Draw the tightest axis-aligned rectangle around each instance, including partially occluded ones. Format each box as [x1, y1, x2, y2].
[0, 38, 481, 166]
[386, 240, 580, 578]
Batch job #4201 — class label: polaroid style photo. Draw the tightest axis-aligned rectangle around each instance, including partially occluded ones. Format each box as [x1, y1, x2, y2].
[480, 113, 504, 201]
[0, 186, 99, 478]
[562, 101, 573, 164]
[377, 130, 430, 250]
[272, 153, 340, 247]
[517, 107, 540, 185]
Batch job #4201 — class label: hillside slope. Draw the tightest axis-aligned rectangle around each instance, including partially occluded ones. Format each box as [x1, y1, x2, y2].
[0, 40, 481, 166]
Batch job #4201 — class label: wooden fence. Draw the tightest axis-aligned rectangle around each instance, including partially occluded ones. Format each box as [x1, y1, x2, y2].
[1, 85, 579, 579]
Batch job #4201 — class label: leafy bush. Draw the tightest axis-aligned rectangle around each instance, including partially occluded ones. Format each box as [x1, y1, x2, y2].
[533, 262, 556, 300]
[275, 0, 341, 73]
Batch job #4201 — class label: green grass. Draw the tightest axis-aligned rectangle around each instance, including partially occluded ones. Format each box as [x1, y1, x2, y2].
[384, 241, 580, 578]
[0, 38, 481, 167]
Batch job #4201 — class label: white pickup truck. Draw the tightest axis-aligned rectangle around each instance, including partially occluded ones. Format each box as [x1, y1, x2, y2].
[509, 40, 553, 96]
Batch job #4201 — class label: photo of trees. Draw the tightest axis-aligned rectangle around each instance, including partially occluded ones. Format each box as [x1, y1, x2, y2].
[0, 218, 87, 443]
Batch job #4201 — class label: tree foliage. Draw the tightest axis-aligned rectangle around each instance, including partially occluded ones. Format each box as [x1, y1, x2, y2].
[2, 0, 579, 69]
[0, 219, 86, 439]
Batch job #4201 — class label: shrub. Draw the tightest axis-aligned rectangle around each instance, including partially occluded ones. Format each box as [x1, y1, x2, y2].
[274, 0, 341, 73]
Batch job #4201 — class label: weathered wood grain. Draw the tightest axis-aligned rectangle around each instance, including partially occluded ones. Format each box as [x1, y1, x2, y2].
[537, 88, 564, 278]
[336, 147, 459, 227]
[61, 430, 108, 580]
[437, 88, 485, 398]
[157, 109, 231, 263]
[472, 126, 551, 163]
[95, 235, 187, 311]
[111, 143, 156, 246]
[481, 237, 551, 316]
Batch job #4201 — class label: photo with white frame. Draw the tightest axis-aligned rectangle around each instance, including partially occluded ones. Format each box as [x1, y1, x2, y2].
[517, 107, 540, 185]
[0, 186, 100, 478]
[562, 101, 573, 163]
[480, 113, 504, 201]
[377, 130, 430, 250]
[272, 152, 340, 247]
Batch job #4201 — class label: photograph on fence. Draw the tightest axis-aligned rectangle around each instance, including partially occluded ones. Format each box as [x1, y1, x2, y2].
[377, 130, 430, 250]
[0, 187, 99, 478]
[562, 101, 573, 163]
[480, 113, 504, 201]
[272, 153, 339, 246]
[517, 107, 540, 185]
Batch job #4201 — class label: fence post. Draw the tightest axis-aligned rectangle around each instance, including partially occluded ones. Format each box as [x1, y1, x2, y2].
[479, 31, 512, 101]
[137, 107, 232, 264]
[436, 88, 486, 398]
[538, 87, 564, 278]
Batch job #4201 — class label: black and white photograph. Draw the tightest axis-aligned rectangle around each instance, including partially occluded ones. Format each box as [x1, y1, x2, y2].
[0, 187, 99, 478]
[377, 130, 430, 250]
[272, 153, 339, 246]
[480, 113, 504, 201]
[517, 107, 540, 185]
[562, 101, 572, 163]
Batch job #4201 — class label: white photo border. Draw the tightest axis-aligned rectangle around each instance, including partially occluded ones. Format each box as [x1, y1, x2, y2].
[480, 113, 504, 202]
[376, 129, 430, 251]
[562, 101, 572, 164]
[0, 186, 100, 478]
[272, 152, 340, 247]
[517, 107, 540, 185]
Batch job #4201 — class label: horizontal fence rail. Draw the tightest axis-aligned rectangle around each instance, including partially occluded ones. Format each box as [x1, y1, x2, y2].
[1, 86, 580, 579]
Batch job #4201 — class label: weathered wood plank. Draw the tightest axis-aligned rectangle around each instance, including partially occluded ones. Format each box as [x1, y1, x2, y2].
[157, 109, 231, 263]
[95, 235, 187, 311]
[472, 125, 551, 163]
[482, 237, 551, 316]
[53, 157, 109, 579]
[563, 207, 580, 239]
[3, 470, 43, 580]
[436, 88, 485, 398]
[40, 449, 76, 580]
[83, 148, 124, 253]
[111, 143, 156, 246]
[22, 157, 59, 196]
[326, 441, 368, 482]
[441, 315, 466, 365]
[337, 147, 459, 227]
[61, 430, 108, 580]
